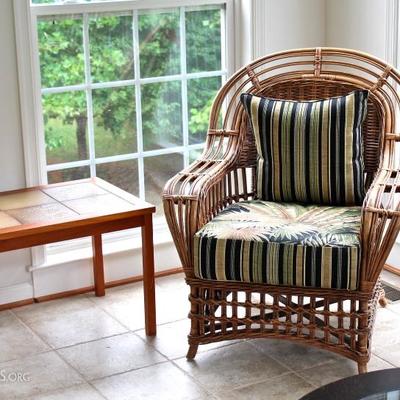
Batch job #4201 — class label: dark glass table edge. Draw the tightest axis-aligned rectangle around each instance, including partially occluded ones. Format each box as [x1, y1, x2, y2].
[299, 368, 400, 400]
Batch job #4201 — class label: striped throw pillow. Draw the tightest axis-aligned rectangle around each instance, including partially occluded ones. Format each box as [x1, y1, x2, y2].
[240, 90, 369, 205]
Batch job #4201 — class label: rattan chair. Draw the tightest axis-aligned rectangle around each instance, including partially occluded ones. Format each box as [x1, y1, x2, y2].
[163, 47, 400, 373]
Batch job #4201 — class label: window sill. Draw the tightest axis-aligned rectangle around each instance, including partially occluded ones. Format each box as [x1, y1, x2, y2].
[28, 217, 173, 271]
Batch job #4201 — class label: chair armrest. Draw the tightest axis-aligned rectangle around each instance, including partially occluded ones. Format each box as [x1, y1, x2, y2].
[363, 168, 400, 216]
[360, 168, 400, 288]
[163, 130, 250, 274]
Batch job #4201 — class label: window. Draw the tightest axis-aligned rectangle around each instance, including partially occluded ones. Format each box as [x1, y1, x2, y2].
[29, 0, 230, 217]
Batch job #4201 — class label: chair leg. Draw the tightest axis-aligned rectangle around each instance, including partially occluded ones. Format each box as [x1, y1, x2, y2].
[186, 344, 199, 360]
[358, 361, 368, 374]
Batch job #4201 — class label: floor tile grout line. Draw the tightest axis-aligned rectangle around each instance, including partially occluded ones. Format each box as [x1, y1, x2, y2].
[87, 359, 172, 384]
[371, 352, 398, 368]
[167, 340, 245, 362]
[53, 347, 109, 400]
[217, 370, 297, 395]
[9, 309, 56, 354]
[168, 358, 223, 398]
[83, 293, 139, 332]
[167, 341, 296, 397]
[83, 287, 191, 333]
[133, 329, 244, 362]
[9, 291, 190, 355]
[50, 329, 138, 351]
[246, 338, 337, 375]
[52, 332, 172, 381]
[0, 348, 55, 366]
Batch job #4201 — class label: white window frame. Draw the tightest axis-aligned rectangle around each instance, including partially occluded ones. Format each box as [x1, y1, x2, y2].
[385, 0, 399, 68]
[385, 0, 400, 249]
[14, 0, 236, 265]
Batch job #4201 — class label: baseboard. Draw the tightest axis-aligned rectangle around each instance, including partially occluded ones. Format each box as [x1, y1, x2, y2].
[0, 282, 33, 307]
[384, 264, 400, 277]
[0, 267, 183, 310]
[0, 298, 34, 312]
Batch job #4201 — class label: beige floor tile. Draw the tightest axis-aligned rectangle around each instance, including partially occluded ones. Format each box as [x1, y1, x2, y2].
[156, 285, 192, 324]
[137, 318, 241, 360]
[0, 311, 49, 362]
[14, 296, 127, 348]
[373, 344, 400, 367]
[216, 372, 314, 400]
[92, 362, 209, 400]
[89, 281, 189, 330]
[297, 354, 393, 388]
[249, 338, 341, 371]
[368, 354, 395, 371]
[30, 383, 105, 400]
[174, 341, 289, 393]
[388, 301, 400, 314]
[88, 283, 146, 331]
[155, 273, 187, 291]
[296, 358, 356, 388]
[58, 332, 166, 380]
[15, 295, 95, 320]
[371, 307, 400, 351]
[0, 352, 84, 399]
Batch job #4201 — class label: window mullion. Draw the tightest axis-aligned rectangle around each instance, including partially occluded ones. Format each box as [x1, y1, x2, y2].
[133, 10, 145, 200]
[40, 69, 227, 95]
[83, 13, 96, 178]
[180, 6, 190, 168]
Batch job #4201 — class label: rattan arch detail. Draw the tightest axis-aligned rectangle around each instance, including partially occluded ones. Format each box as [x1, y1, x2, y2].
[163, 47, 400, 373]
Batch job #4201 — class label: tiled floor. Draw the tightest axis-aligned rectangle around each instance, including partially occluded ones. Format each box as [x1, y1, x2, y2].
[1, 273, 400, 399]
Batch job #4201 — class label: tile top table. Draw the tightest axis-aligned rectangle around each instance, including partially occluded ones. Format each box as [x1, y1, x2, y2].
[0, 178, 156, 335]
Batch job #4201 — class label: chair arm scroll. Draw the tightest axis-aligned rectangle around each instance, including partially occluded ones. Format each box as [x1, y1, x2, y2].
[360, 168, 400, 286]
[163, 131, 248, 274]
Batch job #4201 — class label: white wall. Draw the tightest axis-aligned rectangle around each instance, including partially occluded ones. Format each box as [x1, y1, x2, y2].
[262, 0, 326, 55]
[325, 0, 400, 269]
[0, 0, 33, 304]
[326, 0, 387, 59]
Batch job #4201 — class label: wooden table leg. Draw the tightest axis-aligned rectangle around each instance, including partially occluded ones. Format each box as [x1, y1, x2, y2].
[92, 234, 105, 297]
[141, 213, 156, 336]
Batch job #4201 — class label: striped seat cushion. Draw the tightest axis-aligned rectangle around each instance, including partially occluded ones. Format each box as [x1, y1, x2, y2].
[240, 90, 369, 206]
[194, 200, 361, 290]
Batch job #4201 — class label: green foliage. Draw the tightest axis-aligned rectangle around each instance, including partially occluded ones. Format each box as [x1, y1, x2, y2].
[139, 11, 180, 78]
[38, 7, 222, 163]
[186, 9, 221, 73]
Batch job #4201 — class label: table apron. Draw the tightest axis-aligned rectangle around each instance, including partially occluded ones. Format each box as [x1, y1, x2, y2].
[0, 215, 146, 253]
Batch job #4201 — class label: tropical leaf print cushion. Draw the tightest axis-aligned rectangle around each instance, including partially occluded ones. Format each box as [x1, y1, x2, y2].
[194, 200, 361, 290]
